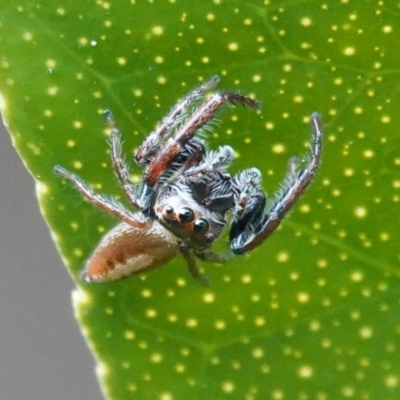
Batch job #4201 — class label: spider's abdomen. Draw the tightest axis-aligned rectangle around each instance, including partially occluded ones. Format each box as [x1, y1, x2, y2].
[82, 219, 180, 283]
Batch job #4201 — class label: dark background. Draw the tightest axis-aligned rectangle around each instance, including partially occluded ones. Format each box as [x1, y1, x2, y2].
[0, 123, 101, 399]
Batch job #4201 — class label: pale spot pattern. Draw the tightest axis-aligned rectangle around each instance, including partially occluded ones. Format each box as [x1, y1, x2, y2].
[9, 2, 399, 399]
[151, 26, 164, 35]
[298, 364, 314, 379]
[272, 143, 285, 154]
[354, 206, 367, 218]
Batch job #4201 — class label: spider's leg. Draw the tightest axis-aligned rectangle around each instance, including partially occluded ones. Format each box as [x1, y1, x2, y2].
[179, 243, 210, 286]
[145, 91, 260, 187]
[104, 110, 143, 210]
[135, 75, 220, 166]
[231, 113, 323, 255]
[194, 249, 234, 264]
[54, 166, 146, 228]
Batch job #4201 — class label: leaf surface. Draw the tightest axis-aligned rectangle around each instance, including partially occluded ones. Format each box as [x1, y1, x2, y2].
[1, 1, 399, 399]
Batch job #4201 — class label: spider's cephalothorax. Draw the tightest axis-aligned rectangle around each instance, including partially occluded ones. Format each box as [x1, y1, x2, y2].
[54, 76, 322, 284]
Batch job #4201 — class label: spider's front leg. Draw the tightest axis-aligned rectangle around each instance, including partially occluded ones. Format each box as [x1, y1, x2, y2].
[230, 113, 323, 255]
[145, 91, 260, 187]
[135, 75, 220, 167]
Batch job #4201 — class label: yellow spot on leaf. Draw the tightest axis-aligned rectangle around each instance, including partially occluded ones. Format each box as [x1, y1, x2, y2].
[298, 364, 314, 379]
[203, 292, 215, 303]
[300, 17, 312, 27]
[228, 42, 238, 51]
[272, 143, 285, 154]
[152, 26, 164, 35]
[221, 381, 235, 393]
[354, 206, 367, 218]
[343, 47, 355, 56]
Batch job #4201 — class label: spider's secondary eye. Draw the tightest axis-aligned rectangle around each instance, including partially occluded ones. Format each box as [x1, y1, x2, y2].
[178, 207, 195, 224]
[165, 206, 174, 215]
[193, 218, 209, 234]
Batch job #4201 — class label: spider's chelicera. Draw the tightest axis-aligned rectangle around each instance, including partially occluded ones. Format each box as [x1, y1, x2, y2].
[54, 76, 322, 285]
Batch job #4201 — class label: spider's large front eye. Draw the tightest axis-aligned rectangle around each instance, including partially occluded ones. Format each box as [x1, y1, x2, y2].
[193, 218, 209, 235]
[178, 207, 195, 224]
[165, 206, 174, 215]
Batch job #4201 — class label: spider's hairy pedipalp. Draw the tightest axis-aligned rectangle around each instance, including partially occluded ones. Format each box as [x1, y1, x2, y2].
[229, 169, 266, 246]
[185, 145, 235, 178]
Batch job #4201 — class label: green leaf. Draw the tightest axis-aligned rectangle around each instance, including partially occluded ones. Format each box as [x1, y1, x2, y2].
[1, 1, 399, 399]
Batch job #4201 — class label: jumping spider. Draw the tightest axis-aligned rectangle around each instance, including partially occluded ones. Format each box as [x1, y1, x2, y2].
[54, 76, 322, 285]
